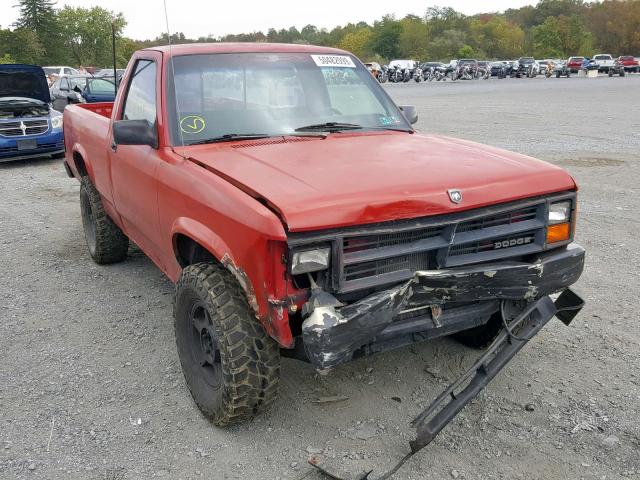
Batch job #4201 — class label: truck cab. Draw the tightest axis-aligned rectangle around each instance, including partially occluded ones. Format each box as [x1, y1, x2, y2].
[0, 64, 64, 163]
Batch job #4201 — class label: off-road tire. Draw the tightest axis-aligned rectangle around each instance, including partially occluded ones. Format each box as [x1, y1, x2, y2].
[174, 262, 280, 427]
[80, 177, 128, 264]
[453, 311, 503, 349]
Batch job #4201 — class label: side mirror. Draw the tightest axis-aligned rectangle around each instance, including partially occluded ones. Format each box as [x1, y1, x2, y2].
[399, 105, 418, 125]
[113, 119, 158, 149]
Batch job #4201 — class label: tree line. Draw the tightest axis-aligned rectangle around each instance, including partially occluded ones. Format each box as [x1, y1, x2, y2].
[1, 0, 639, 68]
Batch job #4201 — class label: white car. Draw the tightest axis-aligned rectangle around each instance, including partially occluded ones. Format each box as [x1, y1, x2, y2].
[43, 66, 80, 85]
[592, 54, 615, 72]
[388, 59, 417, 70]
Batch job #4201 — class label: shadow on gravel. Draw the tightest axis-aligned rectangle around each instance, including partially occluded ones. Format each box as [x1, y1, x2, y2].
[0, 156, 63, 170]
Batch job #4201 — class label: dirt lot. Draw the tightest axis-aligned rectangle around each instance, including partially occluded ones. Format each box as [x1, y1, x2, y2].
[1, 75, 639, 480]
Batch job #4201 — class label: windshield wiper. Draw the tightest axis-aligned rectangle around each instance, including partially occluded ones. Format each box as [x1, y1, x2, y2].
[189, 133, 272, 145]
[295, 122, 363, 132]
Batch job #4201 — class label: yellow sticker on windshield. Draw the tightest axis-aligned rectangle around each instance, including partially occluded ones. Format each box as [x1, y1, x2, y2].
[180, 115, 206, 134]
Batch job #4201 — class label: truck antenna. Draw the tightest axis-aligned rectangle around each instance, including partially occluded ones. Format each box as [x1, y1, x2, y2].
[163, 0, 186, 152]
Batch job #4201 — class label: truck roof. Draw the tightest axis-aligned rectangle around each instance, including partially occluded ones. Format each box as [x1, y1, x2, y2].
[144, 42, 350, 57]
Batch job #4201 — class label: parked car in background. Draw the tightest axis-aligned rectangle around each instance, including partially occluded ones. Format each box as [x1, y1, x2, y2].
[94, 68, 126, 84]
[592, 54, 615, 72]
[617, 56, 639, 73]
[42, 66, 80, 85]
[511, 57, 539, 78]
[388, 59, 417, 71]
[489, 61, 508, 78]
[50, 75, 116, 111]
[567, 57, 584, 73]
[0, 64, 64, 162]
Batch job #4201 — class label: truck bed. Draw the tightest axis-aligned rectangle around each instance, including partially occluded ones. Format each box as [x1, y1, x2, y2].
[63, 102, 114, 202]
[75, 102, 114, 119]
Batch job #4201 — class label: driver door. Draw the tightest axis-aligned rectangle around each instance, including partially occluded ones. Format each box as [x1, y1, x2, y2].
[109, 56, 163, 267]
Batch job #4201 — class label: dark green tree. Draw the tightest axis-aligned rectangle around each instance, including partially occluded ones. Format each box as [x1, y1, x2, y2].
[370, 16, 402, 59]
[13, 0, 58, 63]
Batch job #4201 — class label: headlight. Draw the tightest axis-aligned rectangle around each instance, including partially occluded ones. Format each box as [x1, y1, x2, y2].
[51, 115, 63, 129]
[291, 247, 330, 275]
[548, 201, 571, 224]
[547, 200, 573, 244]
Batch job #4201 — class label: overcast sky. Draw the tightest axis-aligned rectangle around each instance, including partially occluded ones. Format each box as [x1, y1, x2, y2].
[2, 0, 538, 40]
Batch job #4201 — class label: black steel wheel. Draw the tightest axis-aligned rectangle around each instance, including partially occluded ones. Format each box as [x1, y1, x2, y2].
[174, 262, 280, 426]
[79, 177, 128, 264]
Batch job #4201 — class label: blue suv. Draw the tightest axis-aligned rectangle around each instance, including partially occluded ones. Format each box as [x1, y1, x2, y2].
[0, 64, 64, 162]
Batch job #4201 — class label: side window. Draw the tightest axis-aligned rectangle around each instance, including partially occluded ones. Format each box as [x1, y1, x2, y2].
[64, 68, 73, 75]
[122, 60, 157, 124]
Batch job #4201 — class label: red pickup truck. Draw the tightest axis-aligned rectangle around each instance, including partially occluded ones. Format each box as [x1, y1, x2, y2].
[567, 56, 585, 73]
[63, 43, 584, 452]
[617, 55, 639, 72]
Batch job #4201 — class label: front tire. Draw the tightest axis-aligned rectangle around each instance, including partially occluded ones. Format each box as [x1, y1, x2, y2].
[80, 177, 128, 264]
[174, 263, 280, 426]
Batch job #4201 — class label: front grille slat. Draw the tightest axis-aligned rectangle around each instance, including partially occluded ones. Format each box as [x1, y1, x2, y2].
[338, 202, 548, 292]
[0, 119, 49, 137]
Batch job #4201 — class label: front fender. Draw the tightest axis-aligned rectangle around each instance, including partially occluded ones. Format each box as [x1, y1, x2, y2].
[170, 217, 293, 347]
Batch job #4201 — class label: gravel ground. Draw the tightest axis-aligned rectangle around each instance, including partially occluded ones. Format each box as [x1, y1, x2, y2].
[1, 75, 639, 480]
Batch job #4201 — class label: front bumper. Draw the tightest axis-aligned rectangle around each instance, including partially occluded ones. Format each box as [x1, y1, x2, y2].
[0, 130, 64, 163]
[301, 243, 585, 369]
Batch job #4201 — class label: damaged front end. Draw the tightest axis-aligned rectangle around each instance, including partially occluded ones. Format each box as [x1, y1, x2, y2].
[301, 243, 585, 370]
[286, 195, 587, 477]
[302, 244, 585, 479]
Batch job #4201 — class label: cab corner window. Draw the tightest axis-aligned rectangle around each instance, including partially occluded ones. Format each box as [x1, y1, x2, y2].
[122, 60, 157, 124]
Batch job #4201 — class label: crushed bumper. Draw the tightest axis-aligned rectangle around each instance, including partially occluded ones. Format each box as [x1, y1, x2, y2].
[301, 244, 585, 369]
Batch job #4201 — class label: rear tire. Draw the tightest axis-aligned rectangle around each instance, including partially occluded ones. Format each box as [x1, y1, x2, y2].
[453, 311, 502, 349]
[80, 177, 128, 264]
[174, 262, 280, 426]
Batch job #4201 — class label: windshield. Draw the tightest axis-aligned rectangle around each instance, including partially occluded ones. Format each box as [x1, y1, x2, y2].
[167, 52, 410, 146]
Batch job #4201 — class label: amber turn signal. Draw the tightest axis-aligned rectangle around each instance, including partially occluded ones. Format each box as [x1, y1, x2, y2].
[547, 222, 570, 244]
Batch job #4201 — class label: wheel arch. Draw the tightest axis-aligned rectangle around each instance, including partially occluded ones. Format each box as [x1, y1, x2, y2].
[70, 144, 94, 181]
[171, 218, 260, 315]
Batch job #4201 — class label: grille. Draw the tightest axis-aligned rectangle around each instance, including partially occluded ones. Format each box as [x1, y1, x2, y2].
[343, 227, 442, 254]
[0, 119, 49, 137]
[456, 206, 538, 233]
[335, 202, 547, 292]
[344, 252, 431, 281]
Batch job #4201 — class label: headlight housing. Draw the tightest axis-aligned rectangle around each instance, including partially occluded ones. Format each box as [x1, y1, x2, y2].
[291, 247, 330, 275]
[548, 200, 571, 224]
[547, 200, 573, 244]
[51, 115, 63, 130]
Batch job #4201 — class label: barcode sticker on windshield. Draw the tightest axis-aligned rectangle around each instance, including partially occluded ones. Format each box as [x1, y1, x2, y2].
[311, 55, 356, 68]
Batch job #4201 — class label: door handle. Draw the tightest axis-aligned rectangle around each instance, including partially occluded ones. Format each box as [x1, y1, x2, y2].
[110, 139, 117, 152]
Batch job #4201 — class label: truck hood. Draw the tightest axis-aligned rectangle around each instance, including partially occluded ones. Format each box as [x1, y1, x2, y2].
[0, 64, 51, 104]
[185, 132, 576, 232]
